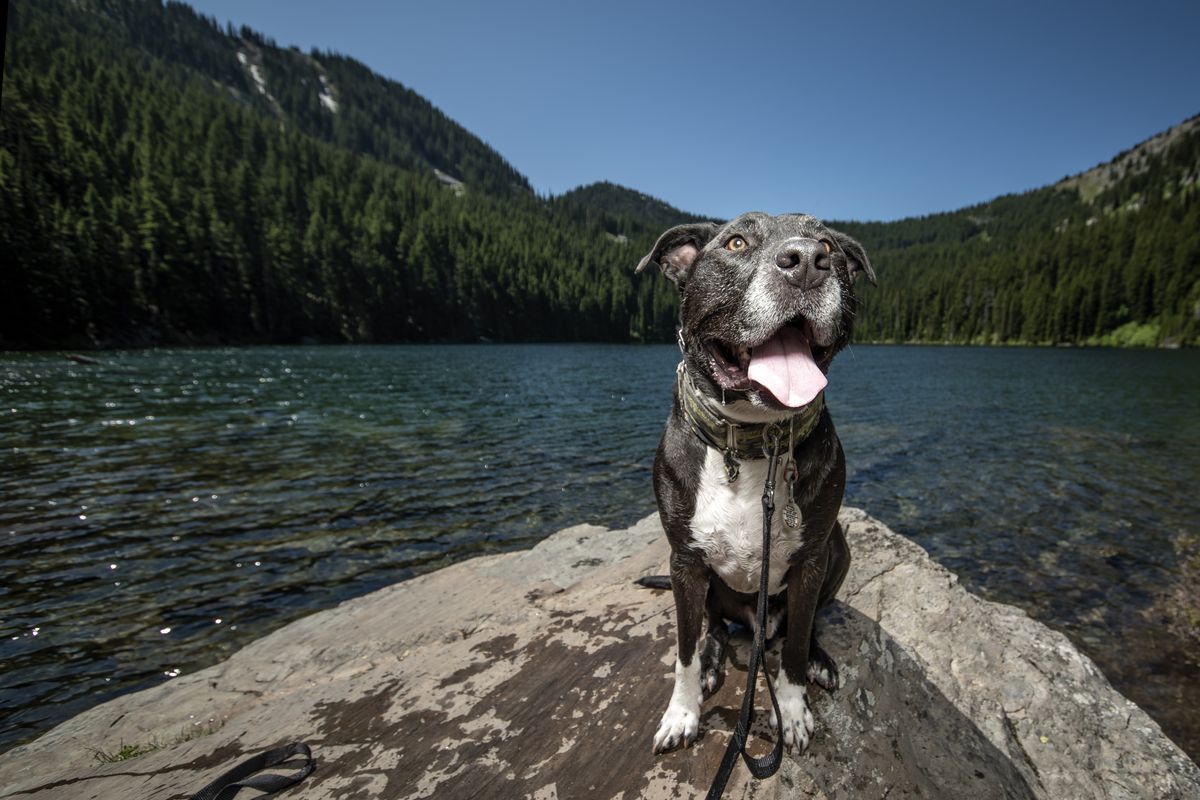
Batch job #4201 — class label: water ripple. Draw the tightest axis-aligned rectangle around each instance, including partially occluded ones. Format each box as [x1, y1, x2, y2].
[1, 344, 1197, 756]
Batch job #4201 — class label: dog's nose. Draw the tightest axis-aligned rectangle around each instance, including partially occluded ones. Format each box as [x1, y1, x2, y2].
[774, 239, 828, 289]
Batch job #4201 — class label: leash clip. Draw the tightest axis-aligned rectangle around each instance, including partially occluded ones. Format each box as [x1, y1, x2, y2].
[762, 423, 785, 458]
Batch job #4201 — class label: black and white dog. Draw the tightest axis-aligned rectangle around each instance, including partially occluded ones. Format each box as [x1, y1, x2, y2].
[635, 212, 875, 755]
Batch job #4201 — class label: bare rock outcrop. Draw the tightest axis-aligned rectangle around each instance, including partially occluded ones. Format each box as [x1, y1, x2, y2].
[0, 509, 1196, 799]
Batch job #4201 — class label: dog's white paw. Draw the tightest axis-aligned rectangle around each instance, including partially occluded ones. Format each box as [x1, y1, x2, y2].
[654, 650, 703, 753]
[653, 701, 700, 753]
[768, 674, 815, 753]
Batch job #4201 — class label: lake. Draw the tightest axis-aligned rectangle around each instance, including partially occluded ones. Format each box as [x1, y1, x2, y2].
[1, 344, 1197, 757]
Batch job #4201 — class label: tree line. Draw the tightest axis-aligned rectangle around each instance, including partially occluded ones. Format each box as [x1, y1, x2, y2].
[1, 0, 1196, 349]
[840, 132, 1199, 346]
[1, 0, 683, 348]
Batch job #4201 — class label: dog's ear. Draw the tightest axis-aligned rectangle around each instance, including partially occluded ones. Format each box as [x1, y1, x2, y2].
[635, 222, 720, 287]
[829, 228, 877, 286]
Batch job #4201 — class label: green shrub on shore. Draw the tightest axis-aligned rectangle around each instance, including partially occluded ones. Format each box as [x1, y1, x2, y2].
[1090, 321, 1163, 348]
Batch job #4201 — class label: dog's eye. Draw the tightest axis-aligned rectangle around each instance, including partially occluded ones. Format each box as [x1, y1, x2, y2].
[820, 239, 834, 254]
[725, 236, 748, 252]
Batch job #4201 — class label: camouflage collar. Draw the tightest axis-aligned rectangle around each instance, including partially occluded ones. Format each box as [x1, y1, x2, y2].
[675, 362, 824, 481]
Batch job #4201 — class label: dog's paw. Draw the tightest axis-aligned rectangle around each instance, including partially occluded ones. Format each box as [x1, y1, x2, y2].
[652, 702, 700, 753]
[768, 675, 815, 753]
[807, 644, 839, 691]
[700, 629, 727, 696]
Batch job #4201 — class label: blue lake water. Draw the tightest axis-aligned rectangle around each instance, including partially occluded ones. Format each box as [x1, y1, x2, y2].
[1, 344, 1198, 756]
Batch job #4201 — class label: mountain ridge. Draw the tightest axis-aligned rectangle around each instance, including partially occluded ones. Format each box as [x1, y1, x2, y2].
[1, 0, 1196, 348]
[552, 111, 1199, 240]
[1056, 113, 1200, 204]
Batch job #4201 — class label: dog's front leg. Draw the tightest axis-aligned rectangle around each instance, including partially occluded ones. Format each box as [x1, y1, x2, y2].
[652, 546, 709, 753]
[772, 546, 829, 753]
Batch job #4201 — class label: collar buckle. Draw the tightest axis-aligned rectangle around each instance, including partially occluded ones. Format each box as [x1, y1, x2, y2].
[762, 423, 786, 458]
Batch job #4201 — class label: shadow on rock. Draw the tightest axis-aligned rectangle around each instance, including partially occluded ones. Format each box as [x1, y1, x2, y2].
[300, 598, 1037, 800]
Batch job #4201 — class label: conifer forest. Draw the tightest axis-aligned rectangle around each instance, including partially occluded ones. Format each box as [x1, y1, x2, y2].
[2, 0, 1197, 349]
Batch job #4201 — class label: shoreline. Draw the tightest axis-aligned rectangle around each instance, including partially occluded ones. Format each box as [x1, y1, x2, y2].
[1, 508, 1196, 799]
[2, 339, 1196, 354]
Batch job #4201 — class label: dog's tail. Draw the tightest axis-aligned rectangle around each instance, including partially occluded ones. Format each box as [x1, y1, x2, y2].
[634, 574, 671, 590]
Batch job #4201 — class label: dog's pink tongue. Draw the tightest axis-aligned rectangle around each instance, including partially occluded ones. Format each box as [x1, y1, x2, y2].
[747, 327, 827, 407]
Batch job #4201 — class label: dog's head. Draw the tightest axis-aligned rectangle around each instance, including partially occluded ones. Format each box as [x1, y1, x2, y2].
[637, 212, 875, 412]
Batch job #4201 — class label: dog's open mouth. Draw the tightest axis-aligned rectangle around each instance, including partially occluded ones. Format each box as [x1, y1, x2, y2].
[706, 320, 828, 408]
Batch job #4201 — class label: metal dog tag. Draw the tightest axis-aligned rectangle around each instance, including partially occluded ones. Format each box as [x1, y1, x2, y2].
[783, 501, 801, 530]
[723, 423, 740, 482]
[783, 460, 801, 529]
[723, 450, 740, 483]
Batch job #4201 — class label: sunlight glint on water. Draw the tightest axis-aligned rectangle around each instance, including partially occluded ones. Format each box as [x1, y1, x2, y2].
[1, 344, 1197, 755]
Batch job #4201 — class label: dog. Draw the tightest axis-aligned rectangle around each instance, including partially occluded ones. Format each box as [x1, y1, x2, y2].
[635, 212, 875, 755]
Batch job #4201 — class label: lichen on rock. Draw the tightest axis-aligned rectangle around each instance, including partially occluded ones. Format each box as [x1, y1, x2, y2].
[0, 510, 1196, 799]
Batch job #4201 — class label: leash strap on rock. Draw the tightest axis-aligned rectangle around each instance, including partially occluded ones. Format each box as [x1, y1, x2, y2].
[705, 430, 786, 800]
[188, 742, 315, 800]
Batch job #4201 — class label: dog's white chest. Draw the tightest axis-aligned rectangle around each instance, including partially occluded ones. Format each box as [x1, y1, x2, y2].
[688, 448, 804, 595]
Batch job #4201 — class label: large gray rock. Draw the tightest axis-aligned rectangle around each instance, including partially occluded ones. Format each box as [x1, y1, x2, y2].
[1, 509, 1196, 799]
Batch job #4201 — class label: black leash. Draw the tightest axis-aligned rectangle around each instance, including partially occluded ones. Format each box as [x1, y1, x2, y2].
[704, 427, 787, 800]
[187, 742, 314, 800]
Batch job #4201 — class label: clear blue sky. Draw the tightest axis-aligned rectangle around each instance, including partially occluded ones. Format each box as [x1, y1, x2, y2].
[186, 0, 1198, 223]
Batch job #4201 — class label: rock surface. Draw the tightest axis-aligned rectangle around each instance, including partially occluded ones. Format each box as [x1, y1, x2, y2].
[1, 508, 1197, 799]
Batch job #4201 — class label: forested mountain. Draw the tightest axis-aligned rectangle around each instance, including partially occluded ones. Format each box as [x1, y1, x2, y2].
[555, 182, 707, 232]
[58, 0, 533, 197]
[1, 0, 1197, 349]
[839, 115, 1200, 346]
[0, 0, 689, 347]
